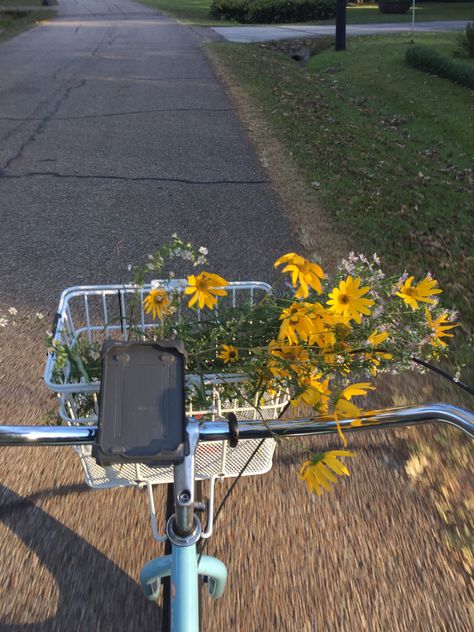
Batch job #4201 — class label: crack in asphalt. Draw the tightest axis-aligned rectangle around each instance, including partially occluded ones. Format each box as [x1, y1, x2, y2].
[0, 171, 269, 185]
[1, 80, 87, 172]
[0, 107, 233, 122]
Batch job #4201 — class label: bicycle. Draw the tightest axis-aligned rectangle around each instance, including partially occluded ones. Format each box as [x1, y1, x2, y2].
[0, 281, 473, 632]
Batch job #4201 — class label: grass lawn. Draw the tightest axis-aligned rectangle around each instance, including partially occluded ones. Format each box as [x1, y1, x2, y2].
[328, 2, 474, 25]
[138, 0, 474, 25]
[208, 33, 474, 328]
[0, 0, 55, 5]
[139, 0, 234, 26]
[0, 0, 55, 42]
[206, 30, 473, 571]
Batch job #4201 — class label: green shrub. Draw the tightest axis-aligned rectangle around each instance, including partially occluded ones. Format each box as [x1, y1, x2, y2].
[210, 0, 336, 23]
[406, 44, 474, 90]
[210, 0, 250, 22]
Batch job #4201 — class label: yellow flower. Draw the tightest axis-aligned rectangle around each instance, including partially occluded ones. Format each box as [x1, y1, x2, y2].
[268, 340, 309, 378]
[291, 373, 331, 413]
[297, 450, 355, 495]
[274, 253, 325, 299]
[218, 344, 239, 364]
[335, 398, 364, 419]
[340, 382, 375, 400]
[367, 330, 389, 346]
[278, 303, 314, 345]
[331, 383, 373, 445]
[368, 352, 393, 376]
[305, 303, 337, 350]
[333, 399, 363, 445]
[143, 288, 170, 320]
[366, 331, 392, 375]
[396, 276, 442, 310]
[327, 276, 374, 324]
[425, 308, 458, 347]
[184, 272, 228, 310]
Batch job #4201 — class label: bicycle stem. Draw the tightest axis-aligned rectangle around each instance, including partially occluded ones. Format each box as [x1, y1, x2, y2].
[171, 420, 200, 539]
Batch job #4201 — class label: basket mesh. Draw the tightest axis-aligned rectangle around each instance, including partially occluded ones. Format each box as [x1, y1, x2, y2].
[46, 283, 287, 489]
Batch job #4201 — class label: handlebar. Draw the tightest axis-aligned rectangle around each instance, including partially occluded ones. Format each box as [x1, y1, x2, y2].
[0, 403, 473, 446]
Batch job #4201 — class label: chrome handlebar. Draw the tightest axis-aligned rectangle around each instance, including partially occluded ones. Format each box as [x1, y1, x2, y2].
[0, 403, 473, 446]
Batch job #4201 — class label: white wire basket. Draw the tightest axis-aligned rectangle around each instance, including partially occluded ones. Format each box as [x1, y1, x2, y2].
[45, 282, 288, 489]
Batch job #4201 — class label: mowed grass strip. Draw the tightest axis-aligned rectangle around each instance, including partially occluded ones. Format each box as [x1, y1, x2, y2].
[139, 0, 236, 25]
[138, 0, 474, 25]
[0, 0, 55, 41]
[208, 33, 474, 329]
[324, 2, 474, 25]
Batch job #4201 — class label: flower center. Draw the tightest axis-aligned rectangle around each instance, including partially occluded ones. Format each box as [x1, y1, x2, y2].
[404, 287, 415, 297]
[338, 293, 350, 305]
[196, 278, 209, 292]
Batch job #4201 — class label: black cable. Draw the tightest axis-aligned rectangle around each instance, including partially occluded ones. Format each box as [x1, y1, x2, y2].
[197, 437, 266, 564]
[412, 357, 474, 397]
[197, 402, 290, 564]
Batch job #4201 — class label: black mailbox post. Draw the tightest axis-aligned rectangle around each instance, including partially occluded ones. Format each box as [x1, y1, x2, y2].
[335, 0, 347, 51]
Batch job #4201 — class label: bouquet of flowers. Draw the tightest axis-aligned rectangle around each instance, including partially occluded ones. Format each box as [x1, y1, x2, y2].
[49, 236, 459, 495]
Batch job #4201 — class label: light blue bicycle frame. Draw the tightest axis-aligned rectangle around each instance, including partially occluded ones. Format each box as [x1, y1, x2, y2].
[140, 544, 227, 632]
[139, 419, 228, 632]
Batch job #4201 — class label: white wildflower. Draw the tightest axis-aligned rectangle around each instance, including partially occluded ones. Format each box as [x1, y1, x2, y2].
[35, 312, 45, 320]
[195, 255, 207, 266]
[358, 254, 369, 264]
[8, 307, 18, 316]
[372, 307, 384, 319]
[341, 257, 355, 274]
[198, 246, 208, 256]
[0, 318, 8, 327]
[373, 253, 381, 265]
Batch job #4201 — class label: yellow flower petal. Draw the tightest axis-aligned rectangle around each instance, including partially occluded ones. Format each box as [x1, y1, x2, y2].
[340, 382, 375, 401]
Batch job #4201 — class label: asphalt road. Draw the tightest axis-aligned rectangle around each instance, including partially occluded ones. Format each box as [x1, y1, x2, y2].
[0, 2, 472, 631]
[211, 20, 470, 43]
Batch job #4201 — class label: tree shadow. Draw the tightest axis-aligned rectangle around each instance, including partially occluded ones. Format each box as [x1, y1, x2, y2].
[0, 485, 162, 631]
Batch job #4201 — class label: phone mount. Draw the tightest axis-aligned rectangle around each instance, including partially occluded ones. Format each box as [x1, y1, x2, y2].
[93, 340, 187, 467]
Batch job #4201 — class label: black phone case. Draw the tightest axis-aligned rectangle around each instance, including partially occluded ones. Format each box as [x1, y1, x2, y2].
[93, 340, 187, 467]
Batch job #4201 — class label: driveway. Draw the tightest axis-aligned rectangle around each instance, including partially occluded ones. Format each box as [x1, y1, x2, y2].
[212, 19, 470, 43]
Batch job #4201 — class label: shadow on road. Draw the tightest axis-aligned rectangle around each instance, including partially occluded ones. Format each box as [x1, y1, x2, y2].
[0, 485, 162, 631]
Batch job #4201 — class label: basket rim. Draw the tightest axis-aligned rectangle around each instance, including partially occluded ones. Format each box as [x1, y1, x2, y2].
[44, 281, 273, 393]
